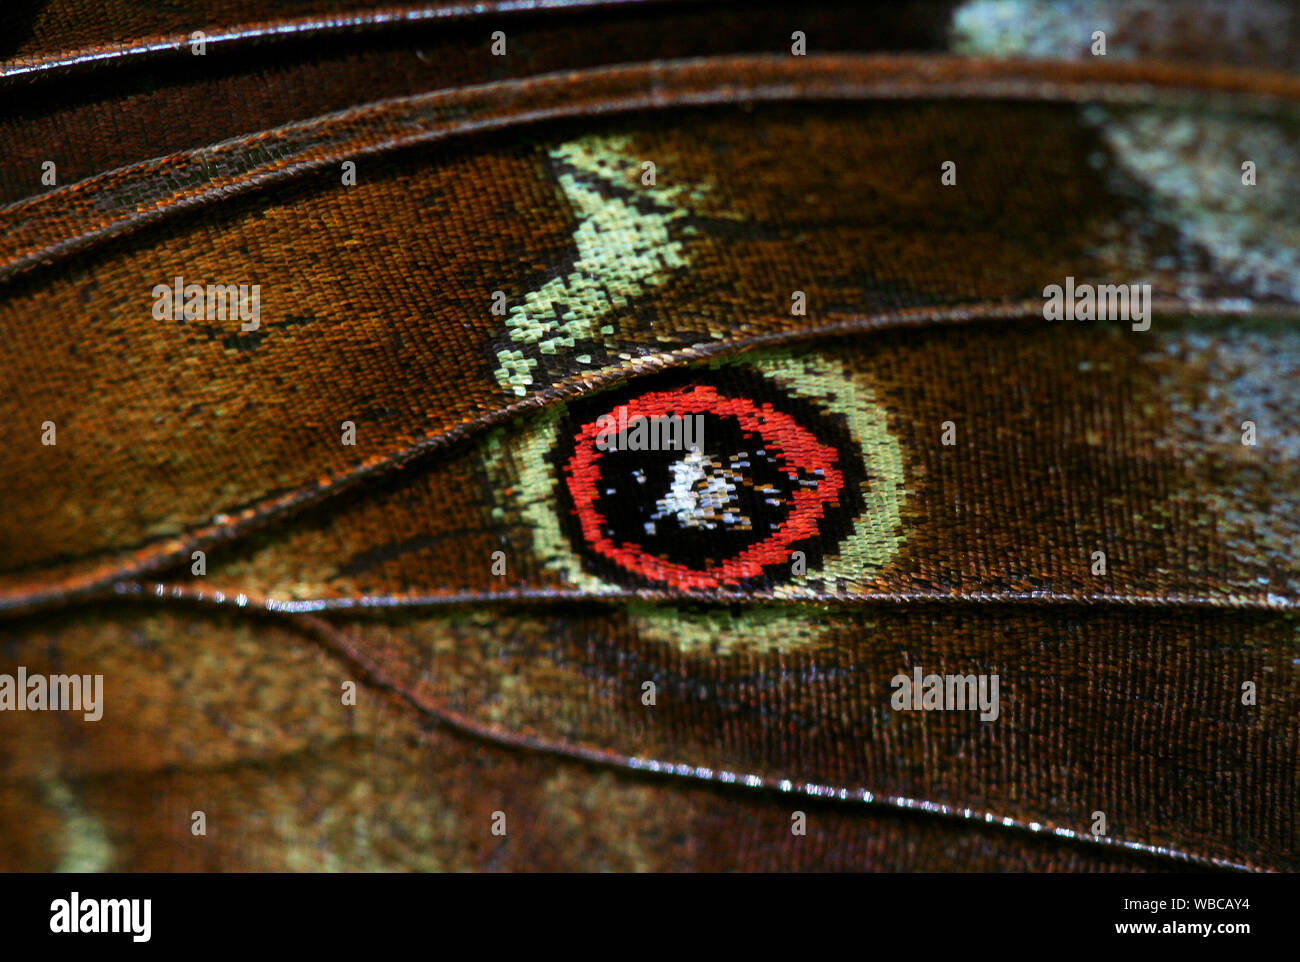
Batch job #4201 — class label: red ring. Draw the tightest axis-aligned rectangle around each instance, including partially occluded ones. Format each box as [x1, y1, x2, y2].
[563, 384, 844, 589]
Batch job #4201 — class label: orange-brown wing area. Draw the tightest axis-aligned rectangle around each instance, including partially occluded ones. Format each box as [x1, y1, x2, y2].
[2, 6, 1300, 873]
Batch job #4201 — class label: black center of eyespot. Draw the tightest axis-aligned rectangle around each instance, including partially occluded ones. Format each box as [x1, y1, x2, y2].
[592, 412, 804, 570]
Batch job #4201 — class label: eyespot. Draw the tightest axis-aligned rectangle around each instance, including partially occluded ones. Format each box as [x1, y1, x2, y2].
[486, 349, 907, 596]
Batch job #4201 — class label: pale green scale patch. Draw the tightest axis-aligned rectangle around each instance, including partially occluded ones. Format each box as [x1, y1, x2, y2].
[950, 1, 1118, 60]
[42, 776, 114, 873]
[1082, 106, 1300, 304]
[493, 134, 710, 396]
[627, 601, 859, 657]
